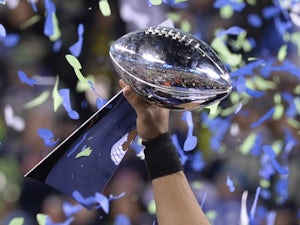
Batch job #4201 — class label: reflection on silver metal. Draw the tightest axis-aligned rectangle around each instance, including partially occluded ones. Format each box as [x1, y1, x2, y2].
[109, 26, 232, 110]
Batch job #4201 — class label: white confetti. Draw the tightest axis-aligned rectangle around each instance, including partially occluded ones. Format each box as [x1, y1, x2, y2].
[240, 191, 249, 225]
[4, 105, 25, 131]
[0, 23, 6, 37]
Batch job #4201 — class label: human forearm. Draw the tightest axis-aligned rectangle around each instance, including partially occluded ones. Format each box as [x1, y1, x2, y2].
[152, 171, 211, 225]
[143, 133, 210, 225]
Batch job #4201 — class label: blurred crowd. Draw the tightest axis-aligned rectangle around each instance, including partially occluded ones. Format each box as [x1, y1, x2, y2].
[0, 0, 300, 225]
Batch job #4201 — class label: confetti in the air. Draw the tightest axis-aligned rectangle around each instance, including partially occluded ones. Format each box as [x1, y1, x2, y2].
[149, 0, 162, 5]
[213, 0, 246, 12]
[1, 0, 300, 223]
[69, 23, 84, 57]
[44, 0, 55, 37]
[190, 151, 206, 172]
[4, 105, 25, 132]
[284, 128, 298, 153]
[114, 214, 132, 225]
[23, 91, 50, 109]
[217, 26, 245, 37]
[247, 14, 263, 27]
[59, 89, 79, 120]
[266, 211, 276, 225]
[240, 132, 256, 154]
[251, 107, 275, 128]
[65, 54, 87, 83]
[36, 213, 74, 225]
[262, 145, 289, 175]
[182, 111, 197, 151]
[72, 190, 110, 212]
[249, 186, 261, 221]
[37, 128, 59, 147]
[240, 191, 249, 225]
[0, 33, 20, 47]
[44, 0, 61, 41]
[62, 202, 84, 217]
[171, 134, 188, 165]
[8, 217, 24, 225]
[226, 175, 235, 192]
[52, 76, 63, 112]
[29, 0, 38, 12]
[99, 0, 111, 17]
[0, 23, 6, 37]
[18, 70, 38, 86]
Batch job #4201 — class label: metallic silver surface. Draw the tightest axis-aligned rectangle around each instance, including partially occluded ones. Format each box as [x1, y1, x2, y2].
[110, 26, 232, 110]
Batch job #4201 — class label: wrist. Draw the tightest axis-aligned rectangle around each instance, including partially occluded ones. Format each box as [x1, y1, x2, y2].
[142, 132, 183, 180]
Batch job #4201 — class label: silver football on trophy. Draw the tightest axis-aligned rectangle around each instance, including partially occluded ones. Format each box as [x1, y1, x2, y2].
[109, 26, 232, 110]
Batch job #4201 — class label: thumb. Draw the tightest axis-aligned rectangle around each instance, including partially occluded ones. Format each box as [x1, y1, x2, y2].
[119, 79, 146, 111]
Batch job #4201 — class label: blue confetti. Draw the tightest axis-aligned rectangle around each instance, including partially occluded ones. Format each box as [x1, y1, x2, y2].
[171, 134, 188, 165]
[46, 217, 74, 225]
[0, 23, 6, 37]
[250, 133, 262, 156]
[275, 178, 289, 204]
[272, 60, 300, 79]
[282, 92, 298, 117]
[18, 70, 39, 86]
[114, 214, 132, 225]
[217, 26, 245, 37]
[58, 89, 80, 120]
[259, 153, 275, 180]
[284, 128, 298, 154]
[262, 6, 281, 19]
[202, 115, 231, 151]
[260, 189, 272, 200]
[244, 88, 265, 98]
[200, 192, 207, 208]
[0, 33, 20, 47]
[250, 186, 261, 221]
[259, 58, 276, 78]
[226, 175, 235, 192]
[87, 80, 108, 109]
[266, 211, 276, 225]
[263, 145, 289, 175]
[250, 107, 275, 128]
[62, 202, 83, 217]
[94, 192, 109, 214]
[29, 0, 38, 12]
[213, 0, 246, 11]
[129, 136, 144, 157]
[165, 0, 188, 8]
[72, 190, 99, 208]
[190, 151, 206, 172]
[247, 14, 263, 28]
[44, 0, 56, 37]
[274, 15, 293, 35]
[236, 75, 246, 93]
[96, 98, 107, 109]
[53, 39, 62, 52]
[72, 190, 124, 212]
[182, 111, 197, 151]
[37, 128, 59, 147]
[69, 23, 84, 57]
[230, 59, 265, 77]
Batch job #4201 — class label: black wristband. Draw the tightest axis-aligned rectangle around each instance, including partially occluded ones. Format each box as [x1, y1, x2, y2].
[142, 132, 183, 180]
